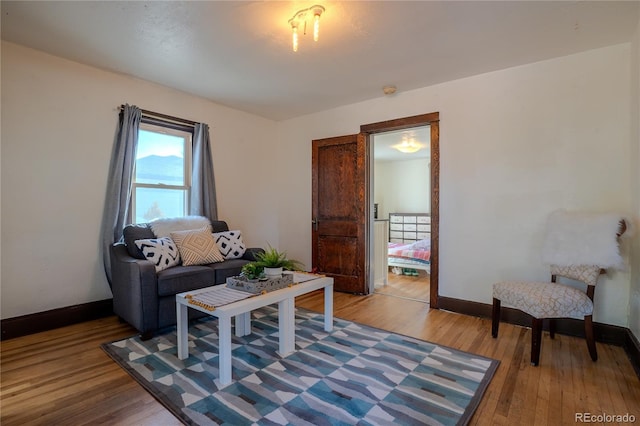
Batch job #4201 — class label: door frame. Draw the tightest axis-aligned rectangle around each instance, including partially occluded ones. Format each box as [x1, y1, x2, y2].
[360, 112, 440, 307]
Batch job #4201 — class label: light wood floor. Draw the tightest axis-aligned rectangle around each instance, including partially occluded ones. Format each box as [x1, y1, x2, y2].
[2, 290, 638, 425]
[375, 269, 430, 301]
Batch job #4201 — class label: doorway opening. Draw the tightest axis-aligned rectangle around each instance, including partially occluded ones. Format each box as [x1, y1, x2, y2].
[361, 112, 440, 307]
[310, 113, 439, 304]
[371, 126, 431, 302]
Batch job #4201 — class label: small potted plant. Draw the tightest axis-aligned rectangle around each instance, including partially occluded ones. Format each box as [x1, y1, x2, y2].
[254, 245, 304, 277]
[240, 262, 264, 282]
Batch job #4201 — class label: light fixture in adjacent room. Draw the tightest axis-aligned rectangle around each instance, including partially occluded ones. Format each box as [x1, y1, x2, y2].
[392, 134, 425, 153]
[288, 5, 325, 52]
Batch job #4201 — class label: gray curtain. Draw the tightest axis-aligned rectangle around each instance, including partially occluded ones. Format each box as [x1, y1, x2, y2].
[101, 104, 141, 285]
[190, 123, 218, 220]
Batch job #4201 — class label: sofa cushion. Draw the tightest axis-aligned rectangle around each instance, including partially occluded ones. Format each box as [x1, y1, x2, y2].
[157, 265, 216, 297]
[213, 230, 246, 259]
[123, 224, 155, 259]
[171, 226, 225, 266]
[134, 237, 181, 272]
[209, 259, 251, 284]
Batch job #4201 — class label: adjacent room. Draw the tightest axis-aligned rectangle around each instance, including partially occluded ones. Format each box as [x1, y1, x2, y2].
[1, 1, 639, 424]
[372, 126, 431, 302]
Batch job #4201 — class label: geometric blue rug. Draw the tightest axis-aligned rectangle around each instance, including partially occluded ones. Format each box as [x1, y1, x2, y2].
[102, 306, 498, 425]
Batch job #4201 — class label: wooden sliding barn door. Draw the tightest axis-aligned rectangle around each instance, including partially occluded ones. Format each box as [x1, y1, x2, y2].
[311, 133, 368, 294]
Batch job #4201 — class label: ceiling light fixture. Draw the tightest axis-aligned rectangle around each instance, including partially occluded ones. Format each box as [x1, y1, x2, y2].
[392, 135, 424, 153]
[288, 5, 325, 52]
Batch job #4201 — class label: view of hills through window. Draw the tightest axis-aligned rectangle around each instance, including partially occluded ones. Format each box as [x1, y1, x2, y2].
[134, 128, 190, 223]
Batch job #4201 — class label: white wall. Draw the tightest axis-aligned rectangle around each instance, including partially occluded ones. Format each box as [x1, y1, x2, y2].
[278, 44, 636, 327]
[629, 11, 640, 339]
[2, 40, 637, 332]
[374, 159, 430, 220]
[0, 42, 280, 319]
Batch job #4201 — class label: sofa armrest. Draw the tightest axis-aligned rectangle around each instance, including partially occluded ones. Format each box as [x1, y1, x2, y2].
[109, 243, 159, 334]
[242, 247, 264, 261]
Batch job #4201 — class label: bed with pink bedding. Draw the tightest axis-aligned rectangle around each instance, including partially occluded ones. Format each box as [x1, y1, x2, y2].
[388, 238, 431, 273]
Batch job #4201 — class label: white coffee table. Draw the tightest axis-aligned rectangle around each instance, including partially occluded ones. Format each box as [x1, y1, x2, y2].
[176, 272, 333, 386]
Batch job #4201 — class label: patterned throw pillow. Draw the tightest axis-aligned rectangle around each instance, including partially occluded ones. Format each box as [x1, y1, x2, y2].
[213, 230, 247, 259]
[134, 237, 181, 272]
[171, 226, 225, 266]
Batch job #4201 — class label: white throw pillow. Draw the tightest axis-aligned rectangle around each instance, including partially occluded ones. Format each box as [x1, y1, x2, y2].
[213, 230, 247, 259]
[134, 237, 181, 272]
[149, 216, 211, 238]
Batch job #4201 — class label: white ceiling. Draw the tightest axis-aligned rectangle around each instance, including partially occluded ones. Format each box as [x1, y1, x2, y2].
[1, 1, 637, 123]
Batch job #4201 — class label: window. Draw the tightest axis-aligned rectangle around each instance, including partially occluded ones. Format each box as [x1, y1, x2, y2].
[132, 123, 193, 223]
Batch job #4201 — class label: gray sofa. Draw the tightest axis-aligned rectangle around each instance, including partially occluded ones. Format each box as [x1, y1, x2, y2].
[109, 219, 262, 339]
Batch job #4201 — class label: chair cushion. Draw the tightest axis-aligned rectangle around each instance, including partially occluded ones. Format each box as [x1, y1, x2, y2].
[493, 281, 593, 319]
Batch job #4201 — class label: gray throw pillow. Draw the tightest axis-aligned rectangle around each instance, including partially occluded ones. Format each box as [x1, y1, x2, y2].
[211, 220, 229, 233]
[123, 224, 155, 259]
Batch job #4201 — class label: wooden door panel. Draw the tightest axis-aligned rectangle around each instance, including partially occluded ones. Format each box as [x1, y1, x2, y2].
[317, 236, 358, 276]
[316, 221, 357, 235]
[317, 144, 357, 218]
[312, 134, 367, 294]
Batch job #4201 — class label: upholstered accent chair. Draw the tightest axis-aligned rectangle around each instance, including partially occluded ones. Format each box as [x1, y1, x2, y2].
[492, 265, 603, 366]
[491, 220, 627, 366]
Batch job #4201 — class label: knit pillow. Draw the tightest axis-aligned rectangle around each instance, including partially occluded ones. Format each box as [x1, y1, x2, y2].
[213, 230, 246, 259]
[171, 226, 224, 266]
[134, 237, 180, 272]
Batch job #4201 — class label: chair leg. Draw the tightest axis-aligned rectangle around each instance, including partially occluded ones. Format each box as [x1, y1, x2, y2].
[491, 298, 501, 338]
[531, 318, 543, 366]
[549, 318, 556, 339]
[585, 315, 598, 362]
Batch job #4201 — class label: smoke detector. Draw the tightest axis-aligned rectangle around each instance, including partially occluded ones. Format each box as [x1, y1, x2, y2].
[382, 85, 397, 95]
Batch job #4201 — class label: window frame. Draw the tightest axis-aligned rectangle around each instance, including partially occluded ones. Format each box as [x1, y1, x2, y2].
[132, 121, 194, 222]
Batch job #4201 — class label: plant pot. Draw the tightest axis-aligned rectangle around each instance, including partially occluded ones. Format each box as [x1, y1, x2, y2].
[264, 267, 283, 277]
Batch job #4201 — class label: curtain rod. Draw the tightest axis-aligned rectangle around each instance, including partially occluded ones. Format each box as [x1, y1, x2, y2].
[119, 104, 197, 127]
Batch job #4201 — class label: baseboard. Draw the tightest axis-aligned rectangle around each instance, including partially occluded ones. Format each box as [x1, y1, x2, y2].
[1, 299, 114, 341]
[624, 328, 640, 378]
[437, 296, 640, 376]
